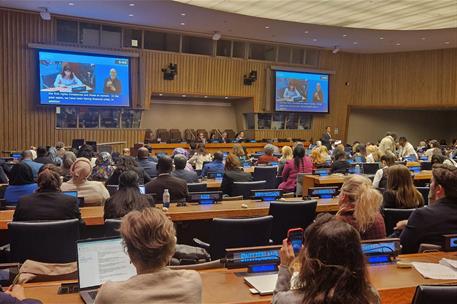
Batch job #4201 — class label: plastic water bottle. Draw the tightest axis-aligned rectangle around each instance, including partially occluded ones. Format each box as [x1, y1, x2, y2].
[163, 189, 170, 208]
[354, 164, 361, 175]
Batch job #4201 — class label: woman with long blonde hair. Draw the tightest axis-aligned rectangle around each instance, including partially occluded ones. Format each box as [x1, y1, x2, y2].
[366, 145, 381, 163]
[383, 165, 424, 209]
[310, 148, 325, 167]
[336, 175, 386, 240]
[278, 146, 293, 175]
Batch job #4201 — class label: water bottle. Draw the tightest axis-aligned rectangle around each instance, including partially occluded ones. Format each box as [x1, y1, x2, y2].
[354, 164, 361, 175]
[163, 189, 170, 208]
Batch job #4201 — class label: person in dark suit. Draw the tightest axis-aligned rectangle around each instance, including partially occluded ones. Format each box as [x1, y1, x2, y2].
[320, 126, 332, 150]
[13, 167, 81, 221]
[145, 156, 188, 203]
[330, 151, 350, 174]
[171, 154, 198, 183]
[106, 156, 151, 186]
[33, 146, 55, 165]
[399, 164, 457, 253]
[221, 153, 252, 197]
[103, 68, 122, 94]
[137, 147, 158, 178]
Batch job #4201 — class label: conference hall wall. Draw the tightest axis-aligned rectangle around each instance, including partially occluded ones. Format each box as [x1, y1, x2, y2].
[1, 8, 457, 153]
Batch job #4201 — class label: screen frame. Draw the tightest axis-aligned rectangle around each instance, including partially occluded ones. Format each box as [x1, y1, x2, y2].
[273, 69, 330, 114]
[36, 49, 132, 108]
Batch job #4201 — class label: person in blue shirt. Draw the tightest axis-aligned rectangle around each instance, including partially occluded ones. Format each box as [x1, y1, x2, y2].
[4, 163, 38, 205]
[20, 150, 43, 179]
[53, 64, 83, 88]
[201, 151, 225, 178]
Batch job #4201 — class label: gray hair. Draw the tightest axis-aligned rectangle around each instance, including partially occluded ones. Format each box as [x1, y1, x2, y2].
[264, 144, 275, 155]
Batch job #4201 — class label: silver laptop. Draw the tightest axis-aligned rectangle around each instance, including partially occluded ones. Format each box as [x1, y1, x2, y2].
[244, 274, 278, 295]
[77, 237, 136, 304]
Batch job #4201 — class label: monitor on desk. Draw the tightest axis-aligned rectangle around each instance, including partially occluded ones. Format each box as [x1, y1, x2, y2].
[251, 189, 282, 201]
[188, 191, 223, 204]
[9, 153, 21, 161]
[421, 161, 433, 171]
[308, 187, 338, 199]
[207, 172, 224, 181]
[361, 238, 400, 264]
[409, 166, 421, 173]
[420, 155, 429, 161]
[313, 168, 330, 176]
[62, 191, 84, 207]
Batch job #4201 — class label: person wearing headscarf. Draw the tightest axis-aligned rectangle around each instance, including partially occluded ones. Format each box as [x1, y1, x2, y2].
[91, 152, 114, 182]
[61, 158, 110, 205]
[4, 163, 38, 205]
[172, 148, 194, 172]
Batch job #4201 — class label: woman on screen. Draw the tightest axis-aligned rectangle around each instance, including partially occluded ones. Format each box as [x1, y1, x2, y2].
[283, 81, 302, 101]
[312, 83, 323, 102]
[53, 64, 83, 88]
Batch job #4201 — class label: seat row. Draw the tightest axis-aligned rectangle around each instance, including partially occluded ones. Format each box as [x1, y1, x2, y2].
[144, 128, 237, 143]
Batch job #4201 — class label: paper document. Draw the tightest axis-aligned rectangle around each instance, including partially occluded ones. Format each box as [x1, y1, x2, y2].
[412, 262, 457, 280]
[440, 258, 457, 270]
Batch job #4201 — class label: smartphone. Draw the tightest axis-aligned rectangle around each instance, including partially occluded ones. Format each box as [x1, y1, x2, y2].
[287, 228, 304, 254]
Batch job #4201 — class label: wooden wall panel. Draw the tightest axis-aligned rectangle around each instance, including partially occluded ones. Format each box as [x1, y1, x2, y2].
[1, 8, 457, 155]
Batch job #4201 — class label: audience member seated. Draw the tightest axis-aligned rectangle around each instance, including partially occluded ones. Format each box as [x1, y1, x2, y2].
[234, 131, 246, 143]
[278, 146, 293, 175]
[331, 143, 345, 160]
[188, 144, 212, 170]
[372, 152, 396, 188]
[0, 161, 8, 184]
[4, 163, 38, 206]
[382, 165, 424, 209]
[366, 144, 381, 163]
[171, 154, 199, 183]
[91, 152, 114, 182]
[221, 153, 252, 197]
[145, 156, 188, 203]
[431, 154, 457, 167]
[201, 151, 224, 177]
[33, 146, 55, 165]
[122, 148, 131, 156]
[232, 143, 246, 162]
[61, 158, 110, 205]
[330, 151, 350, 174]
[417, 140, 428, 154]
[61, 151, 76, 182]
[0, 286, 42, 304]
[172, 148, 194, 172]
[137, 147, 158, 178]
[336, 175, 386, 240]
[94, 208, 202, 304]
[21, 150, 43, 179]
[310, 148, 326, 167]
[319, 146, 332, 163]
[379, 132, 397, 156]
[424, 139, 442, 159]
[197, 132, 207, 144]
[107, 156, 151, 186]
[273, 214, 380, 304]
[257, 144, 279, 165]
[352, 144, 367, 163]
[398, 164, 457, 253]
[77, 144, 97, 166]
[220, 131, 229, 143]
[278, 145, 313, 193]
[104, 171, 152, 220]
[398, 136, 418, 160]
[13, 166, 81, 221]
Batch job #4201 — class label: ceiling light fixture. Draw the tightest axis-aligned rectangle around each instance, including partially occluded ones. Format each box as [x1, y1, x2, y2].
[379, 37, 384, 40]
[181, 13, 186, 16]
[68, 2, 75, 6]
[129, 3, 135, 6]
[212, 31, 222, 41]
[332, 46, 340, 54]
[129, 14, 134, 17]
[342, 34, 347, 37]
[265, 26, 270, 29]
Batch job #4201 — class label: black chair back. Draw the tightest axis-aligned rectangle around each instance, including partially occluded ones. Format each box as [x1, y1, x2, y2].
[9, 219, 80, 263]
[104, 219, 122, 237]
[416, 187, 430, 205]
[383, 208, 416, 236]
[253, 166, 278, 189]
[232, 181, 267, 199]
[187, 183, 208, 193]
[412, 285, 457, 304]
[209, 216, 273, 259]
[106, 185, 118, 196]
[268, 200, 317, 244]
[420, 162, 433, 171]
[362, 163, 380, 175]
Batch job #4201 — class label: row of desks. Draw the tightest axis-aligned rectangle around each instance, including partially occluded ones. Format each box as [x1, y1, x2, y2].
[0, 198, 340, 230]
[149, 142, 297, 155]
[20, 251, 457, 304]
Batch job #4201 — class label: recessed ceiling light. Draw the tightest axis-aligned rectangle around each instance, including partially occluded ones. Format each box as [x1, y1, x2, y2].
[304, 30, 309, 34]
[342, 34, 347, 37]
[180, 22, 185, 26]
[395, 42, 401, 46]
[129, 3, 135, 6]
[353, 41, 358, 45]
[68, 2, 74, 6]
[379, 37, 384, 40]
[128, 14, 134, 17]
[312, 38, 317, 42]
[182, 94, 186, 97]
[181, 12, 186, 16]
[421, 37, 426, 40]
[265, 26, 270, 29]
[444, 41, 450, 44]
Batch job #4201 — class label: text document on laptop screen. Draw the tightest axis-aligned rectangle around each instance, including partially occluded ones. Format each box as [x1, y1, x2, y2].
[78, 238, 136, 289]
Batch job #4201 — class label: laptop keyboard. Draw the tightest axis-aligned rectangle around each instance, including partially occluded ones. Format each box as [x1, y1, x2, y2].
[88, 290, 98, 299]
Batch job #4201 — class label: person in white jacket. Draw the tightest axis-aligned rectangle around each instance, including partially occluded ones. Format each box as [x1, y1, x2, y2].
[398, 137, 418, 160]
[379, 132, 397, 156]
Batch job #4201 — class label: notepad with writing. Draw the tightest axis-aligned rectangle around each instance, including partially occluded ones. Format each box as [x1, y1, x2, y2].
[412, 258, 457, 280]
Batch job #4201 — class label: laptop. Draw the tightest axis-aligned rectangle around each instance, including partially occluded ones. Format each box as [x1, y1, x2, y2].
[77, 237, 136, 304]
[244, 274, 278, 295]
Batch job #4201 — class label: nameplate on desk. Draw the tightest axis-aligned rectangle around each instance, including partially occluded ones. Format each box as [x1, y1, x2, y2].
[361, 238, 400, 264]
[308, 187, 338, 199]
[188, 191, 223, 204]
[225, 245, 281, 269]
[251, 189, 282, 201]
[313, 168, 330, 176]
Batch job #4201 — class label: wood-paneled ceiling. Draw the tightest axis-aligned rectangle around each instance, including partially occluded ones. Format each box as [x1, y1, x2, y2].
[176, 0, 457, 30]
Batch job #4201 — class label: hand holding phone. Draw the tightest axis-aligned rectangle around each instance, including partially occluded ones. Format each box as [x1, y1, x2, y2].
[287, 228, 304, 255]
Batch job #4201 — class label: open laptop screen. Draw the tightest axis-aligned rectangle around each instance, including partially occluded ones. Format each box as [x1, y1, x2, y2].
[77, 238, 136, 290]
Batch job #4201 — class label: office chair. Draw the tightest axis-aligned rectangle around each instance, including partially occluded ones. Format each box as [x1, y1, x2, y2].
[268, 200, 317, 244]
[382, 208, 416, 236]
[194, 216, 273, 260]
[420, 161, 433, 171]
[169, 129, 182, 143]
[232, 180, 267, 199]
[412, 285, 457, 304]
[104, 219, 122, 237]
[9, 219, 80, 263]
[106, 185, 118, 196]
[187, 183, 208, 193]
[416, 187, 430, 205]
[253, 166, 278, 189]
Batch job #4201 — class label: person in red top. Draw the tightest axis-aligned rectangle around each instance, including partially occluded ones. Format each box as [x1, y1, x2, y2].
[336, 175, 386, 240]
[256, 144, 279, 165]
[278, 145, 313, 192]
